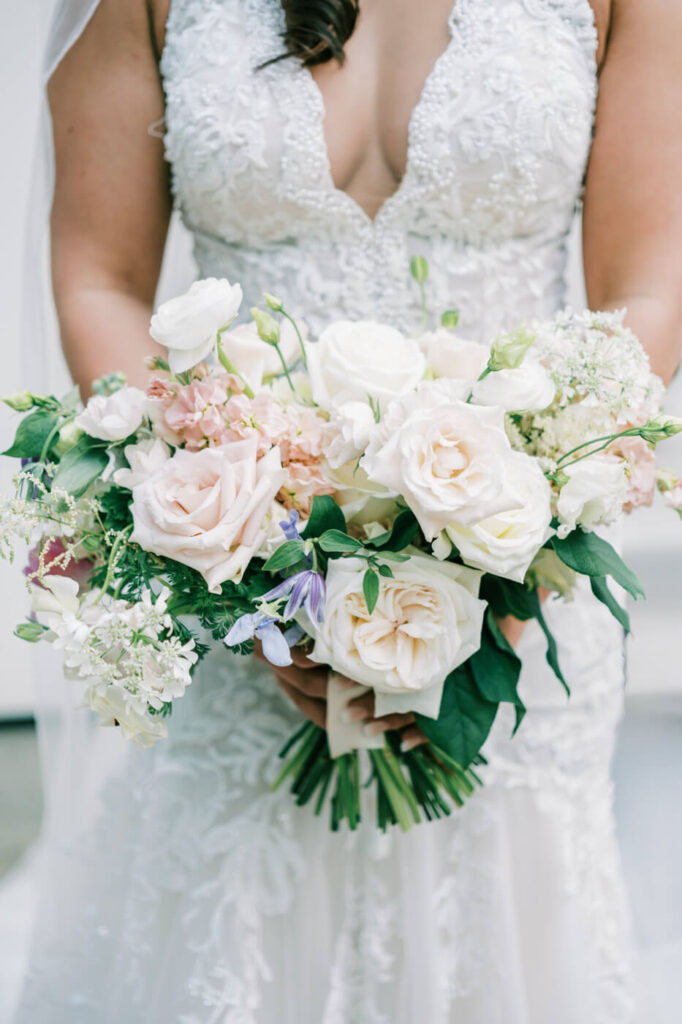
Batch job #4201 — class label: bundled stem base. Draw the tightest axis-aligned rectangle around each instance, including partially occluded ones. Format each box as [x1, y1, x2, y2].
[272, 722, 484, 832]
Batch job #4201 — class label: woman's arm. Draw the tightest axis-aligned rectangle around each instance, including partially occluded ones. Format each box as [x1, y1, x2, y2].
[49, 0, 171, 396]
[583, 0, 682, 385]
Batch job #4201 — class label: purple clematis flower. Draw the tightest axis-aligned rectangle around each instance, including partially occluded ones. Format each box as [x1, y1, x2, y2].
[279, 508, 303, 542]
[224, 611, 292, 667]
[263, 570, 326, 624]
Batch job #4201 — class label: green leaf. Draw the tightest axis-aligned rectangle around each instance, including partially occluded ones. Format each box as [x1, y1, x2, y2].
[417, 664, 498, 770]
[3, 409, 59, 459]
[14, 620, 49, 643]
[471, 612, 525, 734]
[301, 495, 346, 539]
[50, 437, 109, 498]
[590, 575, 631, 634]
[550, 530, 645, 600]
[318, 530, 362, 554]
[263, 540, 306, 573]
[533, 599, 569, 696]
[480, 575, 537, 621]
[363, 568, 380, 614]
[369, 509, 419, 552]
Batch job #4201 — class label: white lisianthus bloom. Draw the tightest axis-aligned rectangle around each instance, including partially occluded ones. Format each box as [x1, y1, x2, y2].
[418, 328, 490, 382]
[307, 554, 486, 718]
[307, 320, 426, 409]
[434, 452, 553, 583]
[130, 440, 286, 592]
[219, 317, 306, 391]
[113, 437, 171, 490]
[556, 455, 628, 537]
[361, 384, 521, 539]
[32, 575, 80, 630]
[325, 401, 378, 468]
[471, 360, 556, 412]
[74, 386, 147, 442]
[149, 278, 243, 374]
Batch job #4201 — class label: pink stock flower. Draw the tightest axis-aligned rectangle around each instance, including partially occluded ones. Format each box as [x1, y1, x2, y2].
[611, 435, 657, 511]
[279, 461, 335, 515]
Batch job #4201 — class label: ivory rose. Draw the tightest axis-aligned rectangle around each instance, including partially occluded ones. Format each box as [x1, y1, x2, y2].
[361, 384, 521, 539]
[307, 320, 425, 409]
[307, 554, 486, 718]
[130, 439, 286, 592]
[434, 452, 553, 583]
[419, 328, 490, 382]
[75, 386, 147, 442]
[471, 360, 556, 412]
[149, 278, 243, 374]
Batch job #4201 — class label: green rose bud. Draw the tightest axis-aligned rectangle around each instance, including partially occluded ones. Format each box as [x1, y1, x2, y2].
[1, 391, 35, 412]
[14, 620, 48, 643]
[250, 307, 281, 345]
[263, 292, 284, 312]
[488, 326, 536, 371]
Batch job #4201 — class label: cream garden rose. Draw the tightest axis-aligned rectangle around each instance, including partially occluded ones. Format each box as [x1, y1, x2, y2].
[149, 277, 243, 374]
[419, 328, 490, 382]
[361, 384, 521, 539]
[74, 386, 147, 442]
[307, 320, 426, 409]
[308, 553, 486, 718]
[433, 452, 553, 583]
[130, 439, 286, 592]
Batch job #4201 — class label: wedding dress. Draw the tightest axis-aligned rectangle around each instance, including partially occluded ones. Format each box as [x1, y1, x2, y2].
[12, 1, 635, 1021]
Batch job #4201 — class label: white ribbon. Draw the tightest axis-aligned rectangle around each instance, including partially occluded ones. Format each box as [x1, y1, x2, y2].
[325, 673, 384, 759]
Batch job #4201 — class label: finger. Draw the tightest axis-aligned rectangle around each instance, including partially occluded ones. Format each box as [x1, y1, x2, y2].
[289, 646, 319, 669]
[275, 677, 327, 729]
[343, 692, 374, 722]
[362, 711, 416, 736]
[399, 725, 429, 752]
[273, 665, 329, 699]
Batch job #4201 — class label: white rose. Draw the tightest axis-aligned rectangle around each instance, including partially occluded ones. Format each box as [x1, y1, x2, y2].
[361, 387, 521, 539]
[308, 553, 486, 718]
[419, 328, 490, 382]
[113, 437, 171, 490]
[435, 452, 553, 583]
[325, 401, 378, 468]
[149, 278, 243, 374]
[130, 439, 286, 592]
[470, 360, 556, 412]
[556, 455, 628, 538]
[219, 317, 306, 391]
[307, 320, 425, 409]
[74, 386, 147, 442]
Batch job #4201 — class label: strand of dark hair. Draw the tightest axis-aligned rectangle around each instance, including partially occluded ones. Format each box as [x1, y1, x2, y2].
[263, 0, 360, 68]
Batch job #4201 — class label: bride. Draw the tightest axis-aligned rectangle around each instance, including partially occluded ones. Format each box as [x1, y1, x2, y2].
[13, 0, 682, 1021]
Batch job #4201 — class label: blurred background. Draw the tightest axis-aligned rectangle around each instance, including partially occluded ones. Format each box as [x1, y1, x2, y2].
[0, 3, 680, 1022]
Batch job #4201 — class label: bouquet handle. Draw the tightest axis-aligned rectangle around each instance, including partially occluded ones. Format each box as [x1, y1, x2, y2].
[326, 673, 384, 759]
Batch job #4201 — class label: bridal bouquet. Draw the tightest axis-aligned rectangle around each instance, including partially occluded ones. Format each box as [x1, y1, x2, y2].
[2, 269, 681, 830]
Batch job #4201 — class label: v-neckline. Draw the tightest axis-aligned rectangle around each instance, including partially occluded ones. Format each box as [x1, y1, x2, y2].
[297, 1, 461, 229]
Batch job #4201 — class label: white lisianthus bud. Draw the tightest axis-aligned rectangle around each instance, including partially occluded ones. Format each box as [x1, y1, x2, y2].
[488, 326, 536, 371]
[524, 548, 577, 599]
[638, 416, 682, 443]
[250, 307, 281, 345]
[263, 292, 284, 312]
[1, 391, 35, 412]
[150, 278, 243, 374]
[54, 421, 85, 456]
[74, 386, 147, 442]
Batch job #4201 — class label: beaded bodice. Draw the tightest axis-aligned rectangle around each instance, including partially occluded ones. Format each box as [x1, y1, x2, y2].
[160, 0, 598, 340]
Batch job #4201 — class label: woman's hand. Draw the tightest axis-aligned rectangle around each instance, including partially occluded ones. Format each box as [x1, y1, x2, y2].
[253, 643, 427, 751]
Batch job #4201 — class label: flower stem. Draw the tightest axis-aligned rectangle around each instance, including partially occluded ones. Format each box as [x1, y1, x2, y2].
[555, 426, 639, 467]
[273, 342, 296, 392]
[281, 309, 308, 369]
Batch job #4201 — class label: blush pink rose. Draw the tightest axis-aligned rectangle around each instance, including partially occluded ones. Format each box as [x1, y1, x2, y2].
[130, 439, 286, 592]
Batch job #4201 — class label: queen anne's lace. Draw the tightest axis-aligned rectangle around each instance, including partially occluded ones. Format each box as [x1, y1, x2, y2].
[15, 2, 636, 1022]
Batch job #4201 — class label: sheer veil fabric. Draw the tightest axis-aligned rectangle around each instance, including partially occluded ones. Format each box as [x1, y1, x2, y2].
[6, 1, 664, 1021]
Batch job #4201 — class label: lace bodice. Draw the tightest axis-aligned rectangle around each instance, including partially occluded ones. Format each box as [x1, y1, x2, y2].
[161, 0, 598, 338]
